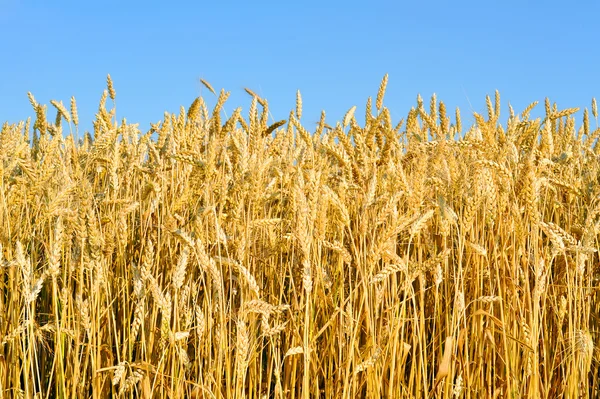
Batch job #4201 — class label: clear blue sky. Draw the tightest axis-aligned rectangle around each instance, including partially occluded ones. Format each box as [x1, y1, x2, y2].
[1, 0, 599, 136]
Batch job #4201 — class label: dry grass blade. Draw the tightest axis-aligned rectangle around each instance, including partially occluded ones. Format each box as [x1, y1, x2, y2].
[431, 336, 454, 393]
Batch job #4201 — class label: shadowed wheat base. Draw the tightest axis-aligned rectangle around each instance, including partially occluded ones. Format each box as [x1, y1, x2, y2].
[0, 74, 599, 398]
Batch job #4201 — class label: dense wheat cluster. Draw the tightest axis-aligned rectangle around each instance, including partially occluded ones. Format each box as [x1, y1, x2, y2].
[0, 75, 599, 398]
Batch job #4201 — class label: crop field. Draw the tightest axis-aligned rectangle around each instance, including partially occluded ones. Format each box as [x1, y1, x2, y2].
[0, 75, 598, 398]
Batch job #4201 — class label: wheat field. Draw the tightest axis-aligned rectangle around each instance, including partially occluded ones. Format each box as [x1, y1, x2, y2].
[0, 75, 598, 398]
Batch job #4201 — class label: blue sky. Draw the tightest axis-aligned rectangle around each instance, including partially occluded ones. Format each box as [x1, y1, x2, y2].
[1, 1, 599, 137]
